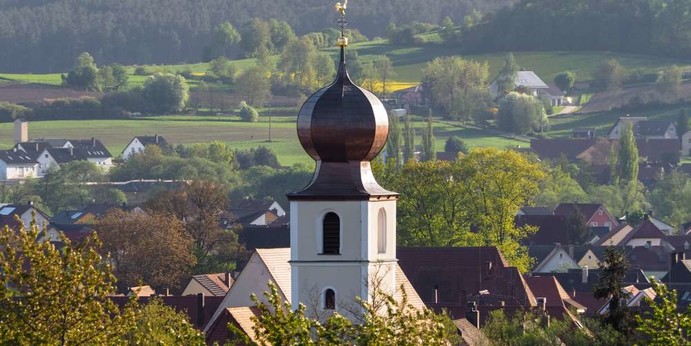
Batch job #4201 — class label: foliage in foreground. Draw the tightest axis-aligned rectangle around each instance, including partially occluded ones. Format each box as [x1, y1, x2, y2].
[483, 309, 623, 346]
[635, 278, 691, 345]
[0, 221, 204, 345]
[232, 282, 459, 345]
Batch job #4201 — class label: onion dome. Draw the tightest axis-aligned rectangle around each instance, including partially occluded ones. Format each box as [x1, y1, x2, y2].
[289, 47, 397, 200]
[297, 48, 389, 162]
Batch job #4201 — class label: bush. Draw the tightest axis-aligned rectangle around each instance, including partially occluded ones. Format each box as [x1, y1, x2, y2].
[31, 97, 106, 120]
[0, 102, 30, 122]
[238, 101, 259, 122]
[444, 136, 468, 154]
[134, 66, 150, 76]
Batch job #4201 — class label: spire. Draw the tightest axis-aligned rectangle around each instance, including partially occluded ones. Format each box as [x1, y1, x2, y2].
[335, 0, 349, 75]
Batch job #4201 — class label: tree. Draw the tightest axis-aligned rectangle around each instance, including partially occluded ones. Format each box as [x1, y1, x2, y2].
[565, 207, 589, 245]
[648, 171, 691, 227]
[594, 58, 624, 90]
[62, 52, 101, 91]
[657, 65, 682, 99]
[236, 66, 271, 106]
[554, 71, 576, 94]
[495, 52, 518, 97]
[0, 223, 130, 344]
[279, 37, 317, 90]
[593, 247, 635, 339]
[39, 160, 105, 214]
[444, 136, 468, 155]
[345, 49, 365, 83]
[535, 166, 588, 208]
[314, 52, 336, 87]
[268, 19, 296, 52]
[677, 108, 689, 138]
[439, 16, 456, 42]
[611, 123, 638, 184]
[375, 55, 395, 99]
[238, 101, 259, 122]
[97, 209, 196, 292]
[497, 91, 547, 134]
[402, 114, 415, 162]
[587, 181, 647, 217]
[142, 73, 189, 114]
[238, 282, 459, 345]
[208, 57, 237, 82]
[385, 112, 402, 165]
[420, 117, 435, 161]
[382, 148, 545, 272]
[145, 180, 242, 273]
[240, 18, 272, 57]
[635, 278, 691, 345]
[422, 56, 490, 121]
[123, 298, 205, 345]
[212, 22, 241, 58]
[483, 309, 623, 346]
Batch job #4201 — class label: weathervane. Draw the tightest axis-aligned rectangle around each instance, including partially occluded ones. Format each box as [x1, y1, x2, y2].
[335, 0, 349, 46]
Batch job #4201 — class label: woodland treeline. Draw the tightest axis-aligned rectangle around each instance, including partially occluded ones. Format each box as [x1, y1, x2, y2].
[459, 0, 691, 58]
[0, 0, 513, 72]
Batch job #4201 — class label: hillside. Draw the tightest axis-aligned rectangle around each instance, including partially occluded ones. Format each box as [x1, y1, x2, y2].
[0, 0, 516, 73]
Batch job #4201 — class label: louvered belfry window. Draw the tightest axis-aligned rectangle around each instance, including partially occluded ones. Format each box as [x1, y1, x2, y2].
[322, 212, 340, 254]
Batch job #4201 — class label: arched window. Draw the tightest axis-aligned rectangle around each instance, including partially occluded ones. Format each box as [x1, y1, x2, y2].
[322, 212, 340, 254]
[377, 208, 386, 254]
[324, 288, 336, 310]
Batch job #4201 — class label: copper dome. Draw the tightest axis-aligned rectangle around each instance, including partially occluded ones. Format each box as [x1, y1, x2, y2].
[289, 47, 397, 201]
[297, 49, 389, 162]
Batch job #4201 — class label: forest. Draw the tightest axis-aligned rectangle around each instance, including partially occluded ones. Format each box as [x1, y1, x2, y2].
[0, 0, 514, 72]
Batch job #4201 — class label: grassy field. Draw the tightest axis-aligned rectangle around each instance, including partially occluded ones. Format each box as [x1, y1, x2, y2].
[4, 40, 690, 90]
[0, 115, 528, 166]
[546, 105, 687, 138]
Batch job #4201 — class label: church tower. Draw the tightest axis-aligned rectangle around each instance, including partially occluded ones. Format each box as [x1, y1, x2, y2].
[288, 3, 399, 318]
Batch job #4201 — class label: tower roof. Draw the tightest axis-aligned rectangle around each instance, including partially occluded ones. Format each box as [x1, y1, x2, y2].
[297, 49, 389, 163]
[289, 45, 397, 201]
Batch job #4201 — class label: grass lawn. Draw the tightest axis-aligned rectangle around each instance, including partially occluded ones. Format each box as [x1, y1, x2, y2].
[0, 114, 529, 166]
[546, 105, 686, 138]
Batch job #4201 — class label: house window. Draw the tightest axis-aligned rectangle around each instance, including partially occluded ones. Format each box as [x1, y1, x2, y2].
[604, 222, 611, 228]
[322, 212, 340, 255]
[598, 210, 603, 216]
[324, 289, 336, 310]
[377, 208, 386, 254]
[590, 222, 598, 227]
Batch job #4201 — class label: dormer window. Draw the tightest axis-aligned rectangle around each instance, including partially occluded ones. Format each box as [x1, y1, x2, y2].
[322, 212, 340, 255]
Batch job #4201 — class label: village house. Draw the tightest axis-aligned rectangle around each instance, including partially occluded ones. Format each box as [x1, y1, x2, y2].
[0, 149, 38, 180]
[182, 273, 234, 297]
[121, 135, 169, 160]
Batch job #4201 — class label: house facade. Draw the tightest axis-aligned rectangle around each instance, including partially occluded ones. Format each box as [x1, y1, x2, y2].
[122, 135, 169, 160]
[489, 71, 550, 99]
[682, 131, 691, 157]
[0, 150, 38, 180]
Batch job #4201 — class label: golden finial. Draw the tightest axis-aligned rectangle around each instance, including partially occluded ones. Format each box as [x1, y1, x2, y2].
[335, 0, 349, 46]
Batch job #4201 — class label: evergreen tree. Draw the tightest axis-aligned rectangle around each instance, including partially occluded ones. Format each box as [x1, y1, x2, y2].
[495, 52, 518, 97]
[386, 112, 402, 165]
[565, 207, 589, 245]
[421, 117, 435, 161]
[402, 114, 415, 162]
[677, 108, 689, 138]
[593, 247, 635, 340]
[612, 123, 639, 184]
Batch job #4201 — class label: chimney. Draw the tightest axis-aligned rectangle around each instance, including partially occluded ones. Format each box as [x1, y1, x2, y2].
[69, 147, 74, 156]
[155, 134, 159, 143]
[434, 285, 439, 304]
[680, 252, 686, 261]
[581, 266, 589, 284]
[466, 301, 480, 329]
[536, 297, 547, 311]
[671, 252, 680, 265]
[196, 293, 205, 328]
[91, 137, 96, 147]
[13, 119, 28, 144]
[35, 142, 38, 151]
[225, 272, 232, 288]
[568, 245, 574, 259]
